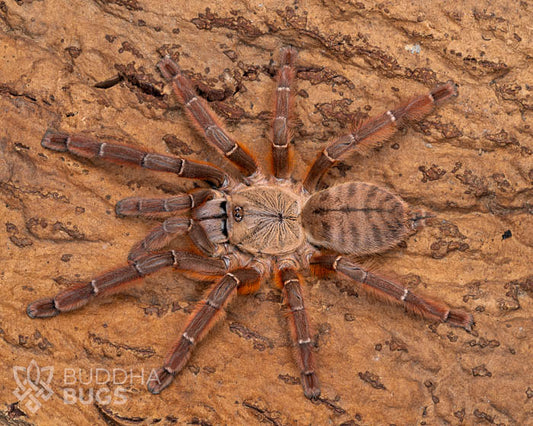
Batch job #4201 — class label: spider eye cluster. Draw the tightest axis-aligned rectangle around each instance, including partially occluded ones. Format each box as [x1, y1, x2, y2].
[233, 206, 244, 222]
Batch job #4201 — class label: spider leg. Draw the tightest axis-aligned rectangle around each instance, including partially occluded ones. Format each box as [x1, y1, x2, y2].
[186, 221, 220, 256]
[26, 251, 227, 318]
[158, 58, 259, 180]
[117, 189, 225, 260]
[127, 219, 226, 261]
[147, 267, 261, 394]
[276, 266, 321, 399]
[272, 47, 297, 179]
[116, 189, 215, 217]
[311, 254, 473, 330]
[42, 130, 228, 188]
[303, 82, 458, 192]
[128, 217, 193, 261]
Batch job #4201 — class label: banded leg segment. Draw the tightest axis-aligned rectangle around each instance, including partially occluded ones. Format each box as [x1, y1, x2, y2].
[42, 130, 228, 188]
[311, 254, 473, 330]
[272, 47, 297, 179]
[303, 82, 458, 191]
[148, 268, 261, 394]
[128, 217, 193, 261]
[116, 189, 215, 217]
[158, 58, 258, 178]
[278, 267, 320, 399]
[27, 251, 227, 319]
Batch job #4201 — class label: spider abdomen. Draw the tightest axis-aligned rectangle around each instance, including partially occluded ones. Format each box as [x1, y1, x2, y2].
[301, 182, 410, 255]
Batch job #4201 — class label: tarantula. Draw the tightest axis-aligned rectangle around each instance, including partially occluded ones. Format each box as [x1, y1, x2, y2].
[27, 47, 473, 399]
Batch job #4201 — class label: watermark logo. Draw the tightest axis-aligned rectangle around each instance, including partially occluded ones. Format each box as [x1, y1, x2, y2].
[12, 360, 54, 414]
[13, 360, 161, 413]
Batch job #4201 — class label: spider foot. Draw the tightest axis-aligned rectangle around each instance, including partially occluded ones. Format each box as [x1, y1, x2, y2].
[27, 297, 60, 318]
[157, 57, 180, 81]
[41, 129, 70, 152]
[115, 197, 139, 217]
[431, 81, 458, 103]
[301, 372, 321, 400]
[447, 309, 474, 332]
[147, 367, 175, 394]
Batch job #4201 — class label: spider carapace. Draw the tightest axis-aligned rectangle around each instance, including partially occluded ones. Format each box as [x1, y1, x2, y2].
[27, 47, 473, 399]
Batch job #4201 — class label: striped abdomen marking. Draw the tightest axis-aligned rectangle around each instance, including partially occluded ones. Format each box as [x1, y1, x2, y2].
[301, 182, 410, 255]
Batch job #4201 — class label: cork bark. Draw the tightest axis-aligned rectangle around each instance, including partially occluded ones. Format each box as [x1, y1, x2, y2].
[1, 1, 532, 424]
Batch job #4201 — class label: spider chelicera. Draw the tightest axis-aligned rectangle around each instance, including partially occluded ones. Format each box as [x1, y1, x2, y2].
[27, 47, 473, 399]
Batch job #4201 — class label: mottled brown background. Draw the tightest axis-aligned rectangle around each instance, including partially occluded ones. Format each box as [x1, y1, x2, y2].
[1, 0, 532, 425]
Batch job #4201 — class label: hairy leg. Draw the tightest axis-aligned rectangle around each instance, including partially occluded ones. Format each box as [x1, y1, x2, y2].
[42, 130, 228, 188]
[147, 267, 261, 394]
[27, 251, 227, 318]
[158, 58, 258, 180]
[272, 47, 297, 179]
[311, 254, 473, 330]
[303, 82, 457, 191]
[127, 217, 193, 261]
[116, 189, 215, 217]
[276, 266, 320, 399]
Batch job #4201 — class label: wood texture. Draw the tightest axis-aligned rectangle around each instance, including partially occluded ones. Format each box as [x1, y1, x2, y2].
[1, 1, 532, 425]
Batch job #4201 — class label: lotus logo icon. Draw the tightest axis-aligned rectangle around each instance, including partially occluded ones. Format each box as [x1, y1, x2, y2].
[13, 360, 54, 413]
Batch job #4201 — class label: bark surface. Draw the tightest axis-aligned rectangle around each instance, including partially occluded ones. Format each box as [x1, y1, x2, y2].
[1, 1, 532, 424]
